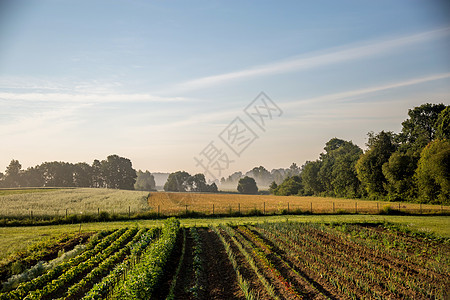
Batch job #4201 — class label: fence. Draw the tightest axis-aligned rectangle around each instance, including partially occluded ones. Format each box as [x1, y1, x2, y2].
[2, 201, 449, 219]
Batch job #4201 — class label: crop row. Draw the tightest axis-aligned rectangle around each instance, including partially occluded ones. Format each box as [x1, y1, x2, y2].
[0, 233, 92, 283]
[82, 227, 160, 300]
[24, 227, 139, 299]
[0, 230, 117, 300]
[111, 218, 180, 299]
[254, 222, 449, 299]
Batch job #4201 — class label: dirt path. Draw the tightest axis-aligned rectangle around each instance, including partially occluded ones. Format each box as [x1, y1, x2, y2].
[198, 228, 245, 300]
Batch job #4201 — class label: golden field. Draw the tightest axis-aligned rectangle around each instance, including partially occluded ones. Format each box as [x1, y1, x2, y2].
[148, 191, 448, 215]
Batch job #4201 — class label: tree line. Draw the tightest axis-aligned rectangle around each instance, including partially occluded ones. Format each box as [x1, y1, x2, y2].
[272, 103, 449, 204]
[0, 155, 138, 190]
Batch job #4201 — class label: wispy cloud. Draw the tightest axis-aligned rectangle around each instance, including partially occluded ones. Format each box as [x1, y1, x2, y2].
[283, 72, 450, 108]
[0, 92, 188, 103]
[175, 27, 450, 91]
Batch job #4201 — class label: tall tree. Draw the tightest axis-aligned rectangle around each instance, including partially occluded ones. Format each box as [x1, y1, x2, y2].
[3, 159, 22, 187]
[399, 103, 446, 151]
[91, 159, 105, 188]
[301, 160, 323, 195]
[186, 173, 208, 192]
[39, 162, 74, 187]
[134, 170, 156, 191]
[73, 162, 93, 187]
[101, 155, 137, 190]
[21, 166, 44, 187]
[272, 175, 303, 196]
[237, 176, 258, 194]
[382, 152, 417, 201]
[356, 131, 397, 198]
[247, 166, 272, 187]
[415, 139, 450, 204]
[435, 106, 450, 140]
[164, 171, 191, 192]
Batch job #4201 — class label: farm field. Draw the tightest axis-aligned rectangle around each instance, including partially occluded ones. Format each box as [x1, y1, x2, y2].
[0, 218, 448, 299]
[0, 188, 150, 217]
[1, 215, 450, 261]
[149, 191, 449, 215]
[1, 189, 448, 219]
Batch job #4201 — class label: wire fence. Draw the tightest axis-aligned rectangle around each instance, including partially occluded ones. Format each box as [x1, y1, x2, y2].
[2, 201, 448, 219]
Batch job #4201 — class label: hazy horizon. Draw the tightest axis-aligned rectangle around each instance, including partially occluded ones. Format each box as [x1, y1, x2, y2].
[1, 1, 449, 179]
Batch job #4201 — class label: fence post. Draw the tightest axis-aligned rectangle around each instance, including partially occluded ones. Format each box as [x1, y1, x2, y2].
[128, 206, 131, 218]
[238, 203, 240, 214]
[287, 202, 289, 213]
[263, 202, 265, 215]
[355, 202, 357, 214]
[98, 208, 100, 216]
[333, 202, 335, 213]
[185, 205, 188, 215]
[30, 210, 33, 219]
[377, 202, 379, 213]
[420, 203, 422, 214]
[212, 204, 214, 215]
[310, 202, 312, 214]
[66, 208, 68, 218]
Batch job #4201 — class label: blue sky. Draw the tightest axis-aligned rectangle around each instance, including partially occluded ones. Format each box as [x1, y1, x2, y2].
[0, 0, 449, 179]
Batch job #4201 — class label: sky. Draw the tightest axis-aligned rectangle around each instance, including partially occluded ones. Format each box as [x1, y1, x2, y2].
[0, 0, 449, 180]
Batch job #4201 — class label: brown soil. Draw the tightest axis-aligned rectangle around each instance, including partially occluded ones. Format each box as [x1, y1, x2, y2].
[171, 228, 195, 299]
[244, 227, 332, 300]
[198, 228, 245, 300]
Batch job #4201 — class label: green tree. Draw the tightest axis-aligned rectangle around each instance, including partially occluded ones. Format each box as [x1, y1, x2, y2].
[330, 142, 363, 198]
[186, 173, 208, 192]
[273, 175, 303, 196]
[415, 139, 450, 204]
[356, 131, 397, 198]
[237, 176, 258, 194]
[301, 160, 323, 195]
[269, 181, 278, 194]
[21, 166, 44, 187]
[285, 163, 300, 177]
[382, 152, 417, 201]
[73, 162, 93, 187]
[206, 182, 218, 192]
[91, 159, 105, 188]
[399, 103, 446, 151]
[39, 162, 74, 187]
[101, 155, 137, 190]
[435, 106, 450, 140]
[164, 171, 191, 192]
[248, 166, 272, 187]
[134, 170, 156, 191]
[4, 159, 23, 187]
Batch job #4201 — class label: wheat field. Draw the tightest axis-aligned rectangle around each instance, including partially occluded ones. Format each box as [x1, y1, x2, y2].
[0, 188, 150, 217]
[147, 192, 448, 215]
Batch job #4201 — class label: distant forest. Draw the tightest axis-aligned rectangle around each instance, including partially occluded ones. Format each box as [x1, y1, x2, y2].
[0, 103, 448, 204]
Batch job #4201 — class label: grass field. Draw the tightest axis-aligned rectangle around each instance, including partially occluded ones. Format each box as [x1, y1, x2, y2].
[0, 188, 150, 217]
[0, 188, 61, 196]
